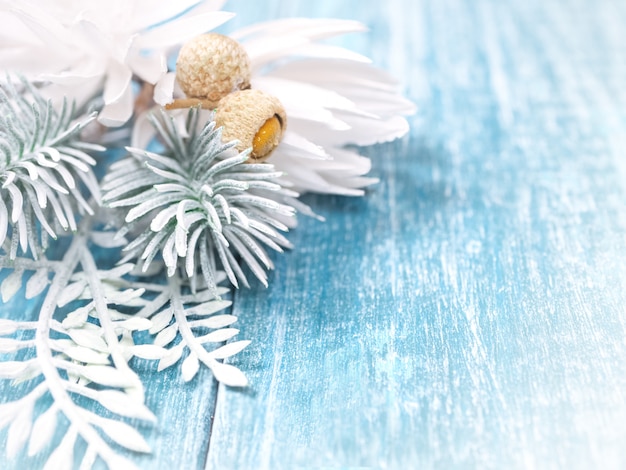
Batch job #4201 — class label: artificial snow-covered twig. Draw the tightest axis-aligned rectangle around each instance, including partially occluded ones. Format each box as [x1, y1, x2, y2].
[0, 77, 102, 260]
[103, 107, 296, 295]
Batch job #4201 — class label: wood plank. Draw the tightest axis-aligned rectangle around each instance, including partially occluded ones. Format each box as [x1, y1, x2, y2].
[207, 0, 626, 468]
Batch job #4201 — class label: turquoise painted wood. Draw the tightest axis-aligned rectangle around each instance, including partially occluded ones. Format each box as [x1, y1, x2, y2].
[209, 0, 626, 469]
[3, 0, 626, 468]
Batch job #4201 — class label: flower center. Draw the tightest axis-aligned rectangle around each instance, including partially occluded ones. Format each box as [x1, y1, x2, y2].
[252, 115, 282, 160]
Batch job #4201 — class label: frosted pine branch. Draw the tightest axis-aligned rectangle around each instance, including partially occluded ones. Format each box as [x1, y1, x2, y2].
[0, 77, 102, 260]
[103, 107, 296, 295]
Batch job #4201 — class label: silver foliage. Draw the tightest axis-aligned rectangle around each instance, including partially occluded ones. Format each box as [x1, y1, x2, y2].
[0, 78, 102, 259]
[0, 222, 250, 468]
[102, 107, 296, 295]
[0, 230, 149, 469]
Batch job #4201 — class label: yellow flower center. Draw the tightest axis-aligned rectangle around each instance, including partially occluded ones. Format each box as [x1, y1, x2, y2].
[252, 115, 282, 160]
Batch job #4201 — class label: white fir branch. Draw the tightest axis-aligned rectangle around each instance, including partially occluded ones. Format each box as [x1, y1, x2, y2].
[103, 107, 296, 293]
[0, 78, 100, 259]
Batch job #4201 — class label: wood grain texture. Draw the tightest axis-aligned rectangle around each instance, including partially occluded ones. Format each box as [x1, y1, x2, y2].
[3, 0, 626, 469]
[209, 0, 626, 469]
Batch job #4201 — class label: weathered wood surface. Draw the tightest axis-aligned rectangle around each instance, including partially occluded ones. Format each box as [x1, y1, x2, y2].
[3, 0, 626, 468]
[209, 0, 626, 469]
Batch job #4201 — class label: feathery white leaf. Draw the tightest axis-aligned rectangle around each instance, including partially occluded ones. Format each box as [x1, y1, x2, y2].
[1, 269, 23, 302]
[211, 362, 248, 387]
[42, 427, 75, 470]
[6, 403, 33, 458]
[56, 281, 86, 307]
[148, 308, 174, 334]
[209, 340, 251, 359]
[188, 314, 238, 329]
[181, 351, 200, 382]
[0, 337, 34, 353]
[154, 323, 178, 347]
[0, 319, 19, 336]
[66, 328, 109, 353]
[129, 344, 169, 360]
[61, 305, 90, 329]
[63, 346, 110, 365]
[198, 328, 240, 344]
[25, 268, 49, 299]
[27, 406, 58, 456]
[95, 390, 156, 422]
[114, 317, 152, 332]
[95, 418, 151, 453]
[0, 360, 34, 379]
[157, 344, 184, 372]
[185, 299, 232, 317]
[77, 365, 137, 388]
[0, 402, 19, 431]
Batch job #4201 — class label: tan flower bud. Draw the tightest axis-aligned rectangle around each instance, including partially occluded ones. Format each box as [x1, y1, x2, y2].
[215, 89, 287, 162]
[176, 33, 251, 107]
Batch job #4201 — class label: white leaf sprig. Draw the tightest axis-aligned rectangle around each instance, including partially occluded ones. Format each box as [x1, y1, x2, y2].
[0, 228, 149, 469]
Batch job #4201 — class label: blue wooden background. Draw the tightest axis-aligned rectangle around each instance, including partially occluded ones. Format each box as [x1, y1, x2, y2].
[3, 0, 626, 468]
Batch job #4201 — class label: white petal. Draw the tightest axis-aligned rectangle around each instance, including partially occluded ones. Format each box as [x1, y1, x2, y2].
[270, 59, 402, 92]
[133, 11, 234, 49]
[244, 34, 310, 65]
[42, 79, 103, 111]
[9, 4, 73, 49]
[281, 131, 330, 160]
[328, 148, 373, 173]
[174, 0, 229, 19]
[275, 43, 371, 64]
[253, 77, 352, 130]
[128, 50, 166, 84]
[232, 18, 367, 41]
[284, 117, 351, 145]
[131, 109, 157, 149]
[0, 11, 43, 45]
[0, 46, 66, 76]
[253, 76, 356, 113]
[330, 87, 417, 117]
[335, 114, 411, 146]
[250, 44, 372, 72]
[39, 61, 102, 86]
[99, 79, 134, 127]
[271, 156, 365, 196]
[102, 60, 132, 105]
[153, 72, 176, 105]
[129, 0, 203, 30]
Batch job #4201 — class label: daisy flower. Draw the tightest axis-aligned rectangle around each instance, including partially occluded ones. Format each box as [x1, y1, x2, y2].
[144, 18, 416, 197]
[0, 0, 233, 126]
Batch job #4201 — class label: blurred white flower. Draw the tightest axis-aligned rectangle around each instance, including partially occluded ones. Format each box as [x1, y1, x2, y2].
[235, 18, 416, 196]
[0, 0, 233, 126]
[144, 18, 415, 197]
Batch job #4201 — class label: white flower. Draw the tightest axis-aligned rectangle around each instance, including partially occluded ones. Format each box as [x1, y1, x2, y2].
[144, 18, 415, 196]
[0, 0, 234, 126]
